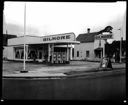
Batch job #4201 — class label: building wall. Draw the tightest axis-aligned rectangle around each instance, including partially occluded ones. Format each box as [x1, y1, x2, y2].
[6, 46, 14, 60]
[3, 34, 17, 46]
[3, 13, 6, 34]
[73, 39, 107, 61]
[94, 40, 105, 49]
[8, 36, 41, 46]
[3, 47, 8, 59]
[73, 42, 94, 60]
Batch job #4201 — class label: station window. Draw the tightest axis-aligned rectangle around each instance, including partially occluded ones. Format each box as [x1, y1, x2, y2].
[86, 50, 89, 57]
[15, 48, 24, 59]
[72, 48, 74, 57]
[39, 52, 42, 59]
[28, 50, 37, 59]
[15, 50, 20, 59]
[21, 50, 24, 59]
[77, 51, 79, 57]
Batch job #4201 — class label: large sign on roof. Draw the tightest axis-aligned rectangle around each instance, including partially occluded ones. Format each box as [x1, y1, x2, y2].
[95, 33, 113, 40]
[8, 32, 77, 46]
[42, 33, 75, 42]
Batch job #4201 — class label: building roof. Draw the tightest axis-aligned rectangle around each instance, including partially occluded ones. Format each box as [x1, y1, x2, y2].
[7, 33, 80, 46]
[3, 34, 17, 46]
[76, 32, 100, 43]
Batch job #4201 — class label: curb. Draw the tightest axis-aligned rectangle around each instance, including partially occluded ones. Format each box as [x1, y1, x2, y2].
[3, 69, 125, 79]
[65, 69, 125, 79]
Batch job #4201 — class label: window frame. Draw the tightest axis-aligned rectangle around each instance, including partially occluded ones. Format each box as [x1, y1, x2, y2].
[86, 50, 90, 57]
[77, 51, 79, 57]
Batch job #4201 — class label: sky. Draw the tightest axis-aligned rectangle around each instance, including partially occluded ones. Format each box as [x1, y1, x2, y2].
[3, 1, 126, 41]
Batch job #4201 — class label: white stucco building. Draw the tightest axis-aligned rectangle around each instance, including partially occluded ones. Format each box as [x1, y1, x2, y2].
[5, 32, 80, 64]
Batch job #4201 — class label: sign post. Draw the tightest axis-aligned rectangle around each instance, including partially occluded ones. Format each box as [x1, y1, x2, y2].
[95, 32, 113, 70]
[95, 33, 113, 57]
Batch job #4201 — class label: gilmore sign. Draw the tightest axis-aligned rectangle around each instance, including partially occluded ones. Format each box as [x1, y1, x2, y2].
[95, 33, 113, 40]
[42, 33, 75, 42]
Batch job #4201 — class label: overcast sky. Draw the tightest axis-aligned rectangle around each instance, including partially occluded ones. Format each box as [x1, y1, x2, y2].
[3, 1, 126, 41]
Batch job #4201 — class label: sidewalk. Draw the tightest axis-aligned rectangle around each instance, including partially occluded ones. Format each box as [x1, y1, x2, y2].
[2, 60, 125, 78]
[3, 71, 66, 78]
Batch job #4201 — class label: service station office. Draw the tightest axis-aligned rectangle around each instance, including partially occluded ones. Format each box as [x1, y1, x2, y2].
[6, 33, 80, 64]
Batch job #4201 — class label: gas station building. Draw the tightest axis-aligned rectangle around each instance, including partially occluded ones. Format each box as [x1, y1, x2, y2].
[5, 32, 80, 64]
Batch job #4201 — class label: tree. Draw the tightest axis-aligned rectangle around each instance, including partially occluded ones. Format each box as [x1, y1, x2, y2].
[99, 26, 113, 34]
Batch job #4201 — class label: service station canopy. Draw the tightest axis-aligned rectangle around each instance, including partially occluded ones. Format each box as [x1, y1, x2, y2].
[8, 32, 80, 46]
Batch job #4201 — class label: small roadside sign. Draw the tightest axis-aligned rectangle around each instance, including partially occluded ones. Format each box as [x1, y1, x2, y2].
[99, 57, 113, 69]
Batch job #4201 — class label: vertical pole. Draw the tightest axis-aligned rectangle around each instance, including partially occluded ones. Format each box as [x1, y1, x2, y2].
[26, 45, 28, 61]
[52, 44, 54, 63]
[21, 3, 28, 73]
[103, 39, 107, 58]
[23, 3, 26, 70]
[120, 38, 121, 63]
[119, 28, 122, 63]
[67, 44, 68, 61]
[70, 44, 72, 60]
[120, 37, 122, 63]
[48, 44, 50, 62]
[99, 38, 102, 58]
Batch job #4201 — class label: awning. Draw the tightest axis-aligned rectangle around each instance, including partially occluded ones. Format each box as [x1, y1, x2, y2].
[94, 47, 103, 51]
[27, 40, 80, 45]
[43, 41, 80, 44]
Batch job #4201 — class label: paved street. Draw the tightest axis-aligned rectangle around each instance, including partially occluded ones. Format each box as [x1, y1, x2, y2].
[2, 71, 126, 100]
[2, 60, 126, 100]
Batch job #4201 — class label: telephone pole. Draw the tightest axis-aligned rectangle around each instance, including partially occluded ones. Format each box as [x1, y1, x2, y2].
[118, 28, 122, 63]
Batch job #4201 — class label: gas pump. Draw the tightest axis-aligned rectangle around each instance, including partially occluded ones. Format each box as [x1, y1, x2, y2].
[53, 52, 57, 64]
[57, 52, 61, 63]
[62, 52, 66, 64]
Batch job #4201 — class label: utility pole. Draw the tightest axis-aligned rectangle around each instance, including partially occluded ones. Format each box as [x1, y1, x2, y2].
[118, 28, 122, 63]
[99, 38, 102, 58]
